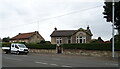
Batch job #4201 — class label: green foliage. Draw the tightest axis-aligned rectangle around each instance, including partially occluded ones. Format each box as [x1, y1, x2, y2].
[39, 40, 46, 44]
[115, 43, 120, 51]
[2, 42, 56, 49]
[2, 43, 120, 51]
[89, 39, 98, 43]
[2, 37, 10, 42]
[103, 2, 120, 34]
[62, 43, 120, 51]
[25, 43, 56, 49]
[2, 42, 11, 47]
[97, 37, 104, 42]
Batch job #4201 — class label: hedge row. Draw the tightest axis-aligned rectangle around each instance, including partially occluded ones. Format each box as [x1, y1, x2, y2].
[62, 43, 120, 51]
[25, 43, 56, 49]
[1, 43, 120, 51]
[2, 42, 11, 47]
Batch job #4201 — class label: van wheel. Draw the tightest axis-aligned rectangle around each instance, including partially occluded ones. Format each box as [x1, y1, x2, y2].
[16, 51, 20, 55]
[5, 51, 8, 54]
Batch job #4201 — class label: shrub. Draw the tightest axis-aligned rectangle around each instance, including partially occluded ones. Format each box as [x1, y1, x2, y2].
[62, 43, 120, 51]
[1, 42, 120, 51]
[2, 42, 11, 47]
[25, 43, 56, 49]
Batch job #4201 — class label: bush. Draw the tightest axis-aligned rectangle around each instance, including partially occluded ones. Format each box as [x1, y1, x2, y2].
[2, 42, 11, 47]
[115, 42, 120, 51]
[1, 42, 120, 51]
[25, 43, 56, 49]
[62, 43, 120, 51]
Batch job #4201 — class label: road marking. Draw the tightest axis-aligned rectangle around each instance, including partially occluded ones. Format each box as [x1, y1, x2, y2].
[35, 62, 72, 67]
[35, 62, 42, 63]
[61, 65, 72, 67]
[50, 64, 58, 66]
[42, 63, 48, 64]
[35, 62, 48, 65]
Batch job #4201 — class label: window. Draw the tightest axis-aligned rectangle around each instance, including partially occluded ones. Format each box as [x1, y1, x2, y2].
[56, 37, 62, 44]
[18, 44, 26, 48]
[12, 45, 14, 47]
[15, 45, 19, 49]
[76, 36, 86, 43]
[68, 37, 71, 44]
[68, 40, 71, 43]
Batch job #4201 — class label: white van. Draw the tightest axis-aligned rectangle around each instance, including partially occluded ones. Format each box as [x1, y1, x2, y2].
[2, 43, 29, 55]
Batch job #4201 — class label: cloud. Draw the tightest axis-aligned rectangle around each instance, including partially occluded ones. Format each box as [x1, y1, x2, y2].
[0, 0, 115, 41]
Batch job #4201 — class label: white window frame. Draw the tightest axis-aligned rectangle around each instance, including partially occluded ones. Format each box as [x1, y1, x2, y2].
[76, 36, 86, 43]
[56, 37, 62, 44]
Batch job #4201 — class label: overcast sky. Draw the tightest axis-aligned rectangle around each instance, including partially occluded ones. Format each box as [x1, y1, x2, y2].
[0, 0, 118, 41]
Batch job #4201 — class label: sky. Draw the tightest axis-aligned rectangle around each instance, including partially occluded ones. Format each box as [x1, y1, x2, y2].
[0, 0, 118, 41]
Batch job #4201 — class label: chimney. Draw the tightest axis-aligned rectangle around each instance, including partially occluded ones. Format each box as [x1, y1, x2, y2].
[35, 31, 38, 34]
[18, 33, 21, 35]
[87, 25, 90, 30]
[54, 27, 57, 31]
[35, 31, 38, 33]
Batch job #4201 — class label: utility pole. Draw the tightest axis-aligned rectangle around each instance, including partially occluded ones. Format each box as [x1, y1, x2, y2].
[37, 21, 39, 32]
[112, 0, 115, 58]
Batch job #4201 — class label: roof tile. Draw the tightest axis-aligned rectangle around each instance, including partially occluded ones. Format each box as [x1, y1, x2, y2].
[11, 32, 36, 40]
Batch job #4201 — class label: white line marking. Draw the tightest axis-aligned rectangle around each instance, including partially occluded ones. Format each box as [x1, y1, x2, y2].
[35, 62, 48, 65]
[61, 65, 72, 67]
[35, 62, 43, 64]
[50, 64, 58, 66]
[42, 63, 48, 64]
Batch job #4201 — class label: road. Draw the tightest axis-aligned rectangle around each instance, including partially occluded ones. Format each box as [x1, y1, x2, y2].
[2, 53, 118, 67]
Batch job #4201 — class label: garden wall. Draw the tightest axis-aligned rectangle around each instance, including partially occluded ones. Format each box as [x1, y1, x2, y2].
[29, 49, 120, 57]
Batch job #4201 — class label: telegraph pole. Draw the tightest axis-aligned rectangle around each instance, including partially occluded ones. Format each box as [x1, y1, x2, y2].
[37, 21, 39, 32]
[112, 0, 115, 58]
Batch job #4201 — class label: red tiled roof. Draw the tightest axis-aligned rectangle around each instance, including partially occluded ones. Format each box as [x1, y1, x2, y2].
[10, 31, 37, 40]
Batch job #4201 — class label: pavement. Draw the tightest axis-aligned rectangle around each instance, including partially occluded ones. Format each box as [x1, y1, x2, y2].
[2, 53, 119, 68]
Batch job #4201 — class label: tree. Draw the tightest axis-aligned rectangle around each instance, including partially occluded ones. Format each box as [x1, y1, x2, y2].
[110, 34, 119, 43]
[39, 40, 46, 44]
[103, 1, 120, 47]
[98, 37, 104, 42]
[2, 37, 10, 42]
[103, 1, 120, 34]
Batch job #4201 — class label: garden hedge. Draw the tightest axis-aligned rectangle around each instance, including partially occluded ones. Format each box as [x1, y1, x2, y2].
[25, 43, 56, 49]
[1, 42, 120, 51]
[62, 43, 120, 51]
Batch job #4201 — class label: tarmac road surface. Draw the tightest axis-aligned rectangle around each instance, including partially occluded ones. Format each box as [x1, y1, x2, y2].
[2, 53, 118, 67]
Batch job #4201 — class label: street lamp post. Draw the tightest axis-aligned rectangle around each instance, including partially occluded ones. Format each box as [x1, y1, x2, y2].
[112, 0, 115, 58]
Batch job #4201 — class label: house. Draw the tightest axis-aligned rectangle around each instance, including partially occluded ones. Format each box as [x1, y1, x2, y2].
[10, 31, 45, 43]
[50, 26, 93, 44]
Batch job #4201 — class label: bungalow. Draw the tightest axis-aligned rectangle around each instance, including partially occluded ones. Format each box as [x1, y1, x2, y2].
[10, 31, 45, 43]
